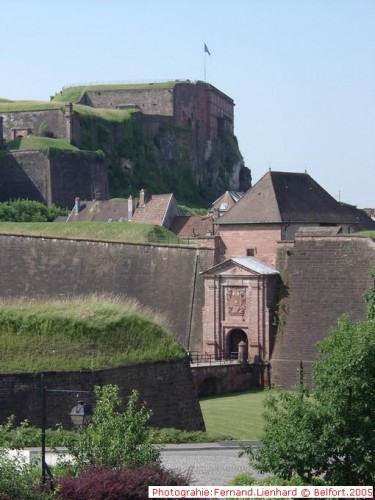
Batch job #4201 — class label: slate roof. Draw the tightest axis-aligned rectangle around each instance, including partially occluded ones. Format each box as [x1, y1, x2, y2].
[338, 203, 375, 231]
[217, 171, 363, 225]
[210, 191, 244, 213]
[201, 256, 279, 276]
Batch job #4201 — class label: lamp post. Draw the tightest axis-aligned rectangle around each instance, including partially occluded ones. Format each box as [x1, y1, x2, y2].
[40, 373, 92, 490]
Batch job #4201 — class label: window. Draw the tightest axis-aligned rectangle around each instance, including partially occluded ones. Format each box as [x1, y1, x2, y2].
[246, 248, 256, 256]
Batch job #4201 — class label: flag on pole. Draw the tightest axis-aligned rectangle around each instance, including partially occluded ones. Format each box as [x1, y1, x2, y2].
[204, 43, 211, 56]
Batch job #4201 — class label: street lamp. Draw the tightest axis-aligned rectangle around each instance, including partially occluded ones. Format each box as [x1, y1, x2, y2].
[40, 373, 92, 490]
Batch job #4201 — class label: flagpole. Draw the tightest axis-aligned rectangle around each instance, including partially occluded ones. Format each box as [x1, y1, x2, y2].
[204, 50, 206, 81]
[203, 43, 210, 82]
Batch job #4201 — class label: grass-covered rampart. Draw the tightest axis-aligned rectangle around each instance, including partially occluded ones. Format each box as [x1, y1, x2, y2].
[6, 136, 81, 152]
[52, 82, 177, 104]
[0, 221, 182, 244]
[0, 295, 185, 372]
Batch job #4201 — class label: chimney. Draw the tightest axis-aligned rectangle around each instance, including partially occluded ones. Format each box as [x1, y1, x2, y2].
[128, 195, 133, 222]
[139, 188, 145, 207]
[74, 197, 80, 215]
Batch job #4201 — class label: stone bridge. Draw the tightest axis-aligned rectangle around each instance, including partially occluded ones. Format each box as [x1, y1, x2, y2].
[190, 360, 270, 397]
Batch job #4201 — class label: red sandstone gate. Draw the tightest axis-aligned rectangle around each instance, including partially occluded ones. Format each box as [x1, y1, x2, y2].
[201, 257, 279, 363]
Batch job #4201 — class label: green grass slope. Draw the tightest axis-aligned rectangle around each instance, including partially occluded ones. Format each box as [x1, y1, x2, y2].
[0, 296, 184, 372]
[0, 221, 181, 244]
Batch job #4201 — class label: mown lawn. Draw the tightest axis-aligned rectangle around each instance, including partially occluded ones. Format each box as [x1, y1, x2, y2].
[200, 390, 270, 440]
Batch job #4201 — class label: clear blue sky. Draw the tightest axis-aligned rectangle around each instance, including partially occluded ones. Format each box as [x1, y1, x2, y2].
[2, 0, 374, 208]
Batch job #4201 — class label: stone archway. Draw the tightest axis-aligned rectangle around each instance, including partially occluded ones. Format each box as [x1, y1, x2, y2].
[228, 329, 247, 359]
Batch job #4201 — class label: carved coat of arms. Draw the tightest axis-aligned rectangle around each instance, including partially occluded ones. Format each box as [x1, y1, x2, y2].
[226, 287, 246, 317]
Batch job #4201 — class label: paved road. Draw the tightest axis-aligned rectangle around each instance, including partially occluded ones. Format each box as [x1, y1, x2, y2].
[161, 443, 264, 486]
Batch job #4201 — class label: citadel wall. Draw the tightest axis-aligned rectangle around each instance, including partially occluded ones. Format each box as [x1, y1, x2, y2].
[0, 150, 50, 203]
[0, 235, 215, 351]
[0, 361, 205, 430]
[271, 235, 375, 388]
[1, 109, 67, 141]
[0, 150, 108, 207]
[0, 232, 373, 388]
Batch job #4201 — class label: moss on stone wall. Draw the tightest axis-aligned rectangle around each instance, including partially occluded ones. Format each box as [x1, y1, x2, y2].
[75, 107, 247, 205]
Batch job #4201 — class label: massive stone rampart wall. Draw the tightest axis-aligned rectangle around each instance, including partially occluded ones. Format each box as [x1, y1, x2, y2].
[0, 150, 50, 203]
[0, 361, 205, 430]
[49, 150, 108, 207]
[272, 236, 375, 388]
[0, 150, 108, 208]
[1, 109, 66, 141]
[79, 88, 174, 116]
[0, 235, 214, 350]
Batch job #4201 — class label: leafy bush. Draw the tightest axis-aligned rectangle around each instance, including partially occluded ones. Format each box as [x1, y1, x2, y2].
[0, 200, 66, 222]
[153, 427, 231, 444]
[229, 473, 325, 487]
[68, 385, 161, 469]
[56, 465, 190, 500]
[0, 448, 44, 499]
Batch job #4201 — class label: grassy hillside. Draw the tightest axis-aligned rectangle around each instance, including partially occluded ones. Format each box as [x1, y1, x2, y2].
[0, 221, 182, 244]
[0, 295, 185, 372]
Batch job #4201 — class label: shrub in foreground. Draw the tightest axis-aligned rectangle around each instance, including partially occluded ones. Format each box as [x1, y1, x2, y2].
[229, 473, 325, 487]
[56, 465, 190, 500]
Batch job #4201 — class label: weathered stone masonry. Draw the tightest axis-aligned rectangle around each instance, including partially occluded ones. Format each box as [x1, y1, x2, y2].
[271, 236, 375, 388]
[0, 361, 205, 431]
[0, 235, 215, 351]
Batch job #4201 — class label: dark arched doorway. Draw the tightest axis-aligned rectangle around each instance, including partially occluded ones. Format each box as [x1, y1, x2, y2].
[228, 329, 247, 359]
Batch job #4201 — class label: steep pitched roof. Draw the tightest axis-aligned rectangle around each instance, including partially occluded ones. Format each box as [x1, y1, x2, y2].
[217, 171, 361, 225]
[66, 193, 178, 227]
[171, 215, 214, 237]
[338, 203, 375, 231]
[211, 191, 244, 212]
[67, 199, 129, 222]
[131, 193, 175, 226]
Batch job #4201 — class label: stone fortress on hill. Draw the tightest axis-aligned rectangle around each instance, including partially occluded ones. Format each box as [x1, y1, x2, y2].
[0, 80, 375, 395]
[0, 80, 251, 207]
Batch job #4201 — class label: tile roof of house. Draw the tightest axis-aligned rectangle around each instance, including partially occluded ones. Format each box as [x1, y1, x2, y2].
[217, 171, 364, 225]
[171, 215, 214, 237]
[131, 193, 174, 226]
[67, 200, 129, 222]
[67, 193, 177, 226]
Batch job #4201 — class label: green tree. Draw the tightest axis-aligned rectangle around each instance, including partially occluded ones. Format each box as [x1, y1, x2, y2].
[247, 278, 375, 485]
[67, 385, 161, 469]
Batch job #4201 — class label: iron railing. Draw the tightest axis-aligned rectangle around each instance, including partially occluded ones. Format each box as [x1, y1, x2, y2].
[187, 351, 239, 366]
